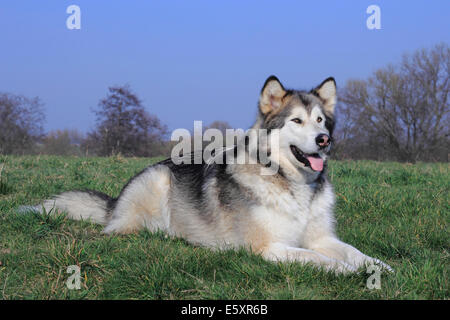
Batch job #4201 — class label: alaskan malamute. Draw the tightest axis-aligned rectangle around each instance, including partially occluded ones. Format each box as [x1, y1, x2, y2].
[25, 76, 392, 274]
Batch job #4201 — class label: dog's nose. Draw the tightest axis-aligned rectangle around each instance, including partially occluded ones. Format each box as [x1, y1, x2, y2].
[316, 134, 330, 148]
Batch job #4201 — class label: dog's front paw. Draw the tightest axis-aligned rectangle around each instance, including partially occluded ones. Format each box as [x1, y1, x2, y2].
[348, 253, 394, 273]
[368, 258, 394, 273]
[325, 260, 358, 275]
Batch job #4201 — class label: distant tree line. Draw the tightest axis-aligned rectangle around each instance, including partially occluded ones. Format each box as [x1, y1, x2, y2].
[0, 93, 45, 154]
[0, 84, 231, 158]
[333, 43, 449, 162]
[0, 44, 448, 162]
[0, 85, 171, 157]
[82, 85, 170, 157]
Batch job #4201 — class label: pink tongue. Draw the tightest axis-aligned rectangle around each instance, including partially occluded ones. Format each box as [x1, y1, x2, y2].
[307, 156, 323, 171]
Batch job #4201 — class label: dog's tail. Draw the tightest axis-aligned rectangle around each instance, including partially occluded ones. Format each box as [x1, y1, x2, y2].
[19, 190, 116, 225]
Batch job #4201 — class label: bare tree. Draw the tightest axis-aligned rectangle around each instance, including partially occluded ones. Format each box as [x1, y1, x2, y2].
[204, 120, 232, 135]
[336, 43, 449, 162]
[85, 85, 168, 157]
[40, 129, 85, 156]
[0, 93, 45, 154]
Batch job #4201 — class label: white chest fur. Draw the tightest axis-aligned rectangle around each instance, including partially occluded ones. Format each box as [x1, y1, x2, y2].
[235, 171, 322, 247]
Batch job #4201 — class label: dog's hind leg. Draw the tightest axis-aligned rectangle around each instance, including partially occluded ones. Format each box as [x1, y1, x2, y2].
[103, 165, 172, 235]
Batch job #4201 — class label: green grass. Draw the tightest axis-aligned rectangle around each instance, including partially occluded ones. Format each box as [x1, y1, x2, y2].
[0, 155, 448, 299]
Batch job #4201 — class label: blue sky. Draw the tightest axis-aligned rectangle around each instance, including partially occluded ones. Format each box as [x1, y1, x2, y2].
[0, 0, 449, 134]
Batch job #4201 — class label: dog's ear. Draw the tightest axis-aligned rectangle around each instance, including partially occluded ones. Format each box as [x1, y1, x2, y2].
[311, 77, 336, 115]
[259, 75, 286, 115]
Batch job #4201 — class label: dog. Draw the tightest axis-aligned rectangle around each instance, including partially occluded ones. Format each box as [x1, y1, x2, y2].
[24, 76, 392, 274]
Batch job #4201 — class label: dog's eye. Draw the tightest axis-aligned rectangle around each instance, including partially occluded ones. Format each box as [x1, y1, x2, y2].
[317, 117, 323, 123]
[291, 118, 302, 124]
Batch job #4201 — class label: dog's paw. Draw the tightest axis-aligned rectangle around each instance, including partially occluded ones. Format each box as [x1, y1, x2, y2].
[348, 254, 394, 273]
[326, 260, 358, 275]
[358, 257, 394, 273]
[368, 258, 394, 273]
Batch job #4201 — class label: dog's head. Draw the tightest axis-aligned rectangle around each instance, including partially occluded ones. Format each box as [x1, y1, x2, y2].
[255, 75, 336, 174]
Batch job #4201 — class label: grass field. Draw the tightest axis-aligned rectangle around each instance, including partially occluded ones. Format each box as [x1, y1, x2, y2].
[0, 155, 448, 299]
